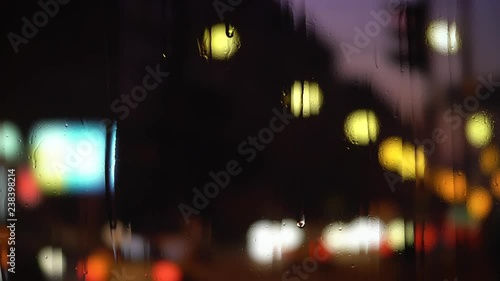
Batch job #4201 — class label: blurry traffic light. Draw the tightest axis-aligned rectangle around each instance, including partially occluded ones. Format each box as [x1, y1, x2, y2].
[389, 1, 430, 72]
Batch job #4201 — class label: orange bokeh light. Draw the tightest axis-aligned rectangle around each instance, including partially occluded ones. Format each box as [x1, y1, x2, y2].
[151, 260, 182, 281]
[432, 169, 467, 203]
[85, 249, 113, 281]
[466, 187, 492, 220]
[479, 145, 499, 175]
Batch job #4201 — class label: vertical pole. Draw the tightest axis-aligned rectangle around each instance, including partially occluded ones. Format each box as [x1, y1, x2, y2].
[459, 0, 472, 78]
[457, 2, 472, 280]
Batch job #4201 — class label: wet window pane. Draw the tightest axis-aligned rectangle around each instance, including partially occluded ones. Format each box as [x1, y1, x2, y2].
[3, 0, 500, 280]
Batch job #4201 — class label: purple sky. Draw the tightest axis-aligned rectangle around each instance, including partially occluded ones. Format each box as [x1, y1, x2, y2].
[278, 0, 500, 126]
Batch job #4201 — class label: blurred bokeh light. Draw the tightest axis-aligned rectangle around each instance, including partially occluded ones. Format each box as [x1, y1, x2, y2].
[151, 260, 182, 281]
[246, 219, 305, 264]
[28, 120, 106, 195]
[37, 246, 67, 280]
[285, 80, 324, 118]
[426, 20, 460, 55]
[101, 221, 128, 249]
[322, 217, 383, 254]
[385, 218, 408, 252]
[17, 166, 42, 207]
[414, 223, 438, 253]
[432, 168, 467, 204]
[199, 23, 241, 60]
[378, 137, 426, 180]
[344, 109, 380, 146]
[466, 187, 492, 220]
[479, 145, 499, 175]
[0, 120, 23, 163]
[86, 249, 114, 281]
[465, 112, 493, 148]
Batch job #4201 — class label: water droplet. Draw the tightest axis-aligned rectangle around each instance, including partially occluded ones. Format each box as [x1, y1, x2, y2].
[351, 264, 355, 268]
[225, 22, 235, 38]
[297, 220, 305, 228]
[45, 255, 48, 259]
